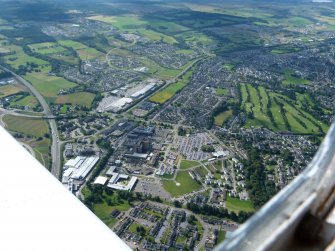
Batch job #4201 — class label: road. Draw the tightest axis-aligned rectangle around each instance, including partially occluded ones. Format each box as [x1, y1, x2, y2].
[0, 65, 61, 179]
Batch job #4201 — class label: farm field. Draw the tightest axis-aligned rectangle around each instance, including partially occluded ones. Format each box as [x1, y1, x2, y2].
[137, 28, 177, 44]
[1, 44, 50, 71]
[162, 170, 201, 197]
[9, 94, 39, 109]
[59, 39, 104, 60]
[2, 115, 49, 137]
[55, 92, 96, 107]
[0, 84, 24, 98]
[24, 73, 77, 99]
[225, 196, 255, 213]
[28, 42, 78, 65]
[29, 42, 67, 55]
[87, 15, 148, 30]
[149, 70, 193, 104]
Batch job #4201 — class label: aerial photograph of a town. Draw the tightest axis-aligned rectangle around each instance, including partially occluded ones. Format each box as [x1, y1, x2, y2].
[0, 0, 334, 250]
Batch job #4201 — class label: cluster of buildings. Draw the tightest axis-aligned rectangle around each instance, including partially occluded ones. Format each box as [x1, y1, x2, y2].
[62, 156, 99, 192]
[97, 81, 158, 113]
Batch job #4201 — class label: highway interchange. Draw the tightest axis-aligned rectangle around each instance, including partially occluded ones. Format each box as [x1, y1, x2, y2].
[0, 65, 61, 179]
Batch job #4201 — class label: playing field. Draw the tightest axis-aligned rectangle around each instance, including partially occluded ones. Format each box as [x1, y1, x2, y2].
[180, 159, 200, 169]
[225, 196, 255, 213]
[3, 115, 49, 137]
[162, 170, 201, 197]
[55, 92, 96, 107]
[24, 73, 77, 99]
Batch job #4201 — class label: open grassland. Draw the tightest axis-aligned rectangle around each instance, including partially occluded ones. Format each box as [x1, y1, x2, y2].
[149, 70, 193, 104]
[3, 115, 48, 137]
[88, 15, 148, 30]
[225, 196, 255, 213]
[214, 110, 233, 126]
[0, 84, 24, 98]
[24, 73, 77, 99]
[240, 84, 328, 134]
[162, 170, 201, 197]
[180, 159, 200, 169]
[55, 92, 96, 107]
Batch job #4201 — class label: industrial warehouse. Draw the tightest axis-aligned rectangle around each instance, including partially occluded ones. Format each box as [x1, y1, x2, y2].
[62, 156, 99, 191]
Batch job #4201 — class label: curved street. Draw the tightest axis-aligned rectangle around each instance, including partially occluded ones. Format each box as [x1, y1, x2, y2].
[0, 65, 61, 179]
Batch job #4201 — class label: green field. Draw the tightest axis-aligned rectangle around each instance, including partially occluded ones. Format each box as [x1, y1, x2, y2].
[29, 42, 67, 55]
[180, 159, 200, 169]
[149, 70, 193, 104]
[82, 188, 131, 228]
[282, 70, 311, 86]
[3, 115, 49, 137]
[32, 138, 51, 168]
[162, 170, 201, 197]
[1, 45, 50, 71]
[55, 92, 96, 107]
[217, 230, 226, 243]
[195, 166, 209, 178]
[216, 88, 228, 95]
[24, 73, 77, 99]
[77, 47, 104, 60]
[0, 84, 23, 98]
[28, 42, 78, 64]
[59, 39, 103, 60]
[225, 196, 254, 213]
[9, 94, 39, 110]
[137, 28, 177, 44]
[87, 15, 148, 30]
[214, 110, 233, 126]
[58, 40, 86, 50]
[146, 19, 189, 34]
